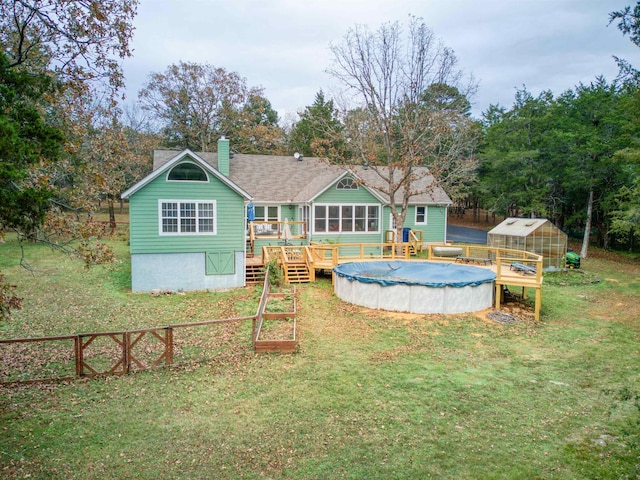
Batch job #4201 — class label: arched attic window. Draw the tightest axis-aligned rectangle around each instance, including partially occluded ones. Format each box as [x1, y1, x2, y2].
[336, 177, 358, 190]
[168, 162, 208, 181]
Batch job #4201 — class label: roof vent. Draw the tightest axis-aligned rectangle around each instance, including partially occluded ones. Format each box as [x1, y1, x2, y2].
[294, 152, 303, 161]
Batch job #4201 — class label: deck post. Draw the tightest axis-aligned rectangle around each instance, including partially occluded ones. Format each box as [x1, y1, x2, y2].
[535, 288, 542, 321]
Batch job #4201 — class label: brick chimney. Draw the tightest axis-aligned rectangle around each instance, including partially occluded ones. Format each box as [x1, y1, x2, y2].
[217, 136, 230, 176]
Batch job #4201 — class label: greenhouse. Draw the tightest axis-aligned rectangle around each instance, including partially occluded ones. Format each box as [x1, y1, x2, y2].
[487, 218, 568, 270]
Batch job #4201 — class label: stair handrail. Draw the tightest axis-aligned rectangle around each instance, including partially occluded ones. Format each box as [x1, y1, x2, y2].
[276, 245, 313, 284]
[280, 246, 290, 284]
[409, 230, 422, 253]
[303, 246, 315, 282]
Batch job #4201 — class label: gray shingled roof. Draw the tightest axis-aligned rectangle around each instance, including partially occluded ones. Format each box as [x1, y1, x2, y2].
[351, 165, 452, 205]
[152, 150, 451, 205]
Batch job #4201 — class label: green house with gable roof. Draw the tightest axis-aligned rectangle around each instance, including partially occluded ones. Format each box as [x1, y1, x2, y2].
[121, 138, 252, 292]
[122, 137, 452, 292]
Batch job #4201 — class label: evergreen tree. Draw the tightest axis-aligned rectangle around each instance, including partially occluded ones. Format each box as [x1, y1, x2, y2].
[477, 80, 640, 256]
[0, 52, 64, 235]
[477, 88, 556, 219]
[289, 90, 347, 158]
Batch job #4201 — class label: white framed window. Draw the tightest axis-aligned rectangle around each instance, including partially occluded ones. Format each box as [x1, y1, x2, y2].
[253, 205, 279, 222]
[167, 162, 208, 182]
[159, 200, 216, 235]
[415, 206, 427, 225]
[336, 177, 358, 190]
[314, 204, 379, 233]
[252, 205, 280, 234]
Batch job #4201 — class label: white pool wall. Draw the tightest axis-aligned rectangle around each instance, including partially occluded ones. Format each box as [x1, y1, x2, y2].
[333, 263, 495, 314]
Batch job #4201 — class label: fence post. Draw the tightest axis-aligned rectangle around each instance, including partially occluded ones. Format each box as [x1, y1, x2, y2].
[252, 318, 256, 348]
[74, 336, 81, 378]
[125, 332, 131, 373]
[166, 327, 173, 367]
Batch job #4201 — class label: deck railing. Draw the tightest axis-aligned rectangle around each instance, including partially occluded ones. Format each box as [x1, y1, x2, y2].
[308, 242, 412, 268]
[249, 220, 307, 239]
[427, 243, 543, 285]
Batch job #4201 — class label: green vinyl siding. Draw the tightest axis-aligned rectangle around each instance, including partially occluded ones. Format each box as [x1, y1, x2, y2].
[383, 205, 447, 243]
[311, 232, 384, 246]
[129, 173, 245, 254]
[315, 181, 380, 204]
[420, 206, 446, 242]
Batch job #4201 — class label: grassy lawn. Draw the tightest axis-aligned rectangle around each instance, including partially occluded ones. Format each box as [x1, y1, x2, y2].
[1, 232, 639, 479]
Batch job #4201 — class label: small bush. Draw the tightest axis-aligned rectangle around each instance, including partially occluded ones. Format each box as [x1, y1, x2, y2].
[0, 272, 22, 320]
[266, 258, 284, 288]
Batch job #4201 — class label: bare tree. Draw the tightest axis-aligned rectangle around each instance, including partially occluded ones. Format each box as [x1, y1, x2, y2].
[328, 16, 478, 238]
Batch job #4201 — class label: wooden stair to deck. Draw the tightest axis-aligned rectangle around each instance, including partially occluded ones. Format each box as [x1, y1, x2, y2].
[245, 263, 265, 284]
[285, 262, 311, 284]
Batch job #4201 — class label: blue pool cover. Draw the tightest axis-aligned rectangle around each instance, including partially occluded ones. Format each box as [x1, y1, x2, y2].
[333, 261, 496, 288]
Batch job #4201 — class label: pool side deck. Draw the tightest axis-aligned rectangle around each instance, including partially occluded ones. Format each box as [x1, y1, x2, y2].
[319, 257, 543, 320]
[250, 243, 544, 321]
[425, 245, 544, 321]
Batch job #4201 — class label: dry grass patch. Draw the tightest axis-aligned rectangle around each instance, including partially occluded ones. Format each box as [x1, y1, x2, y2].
[585, 290, 640, 327]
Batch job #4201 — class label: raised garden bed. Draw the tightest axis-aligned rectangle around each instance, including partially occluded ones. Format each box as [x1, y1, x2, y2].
[254, 291, 297, 353]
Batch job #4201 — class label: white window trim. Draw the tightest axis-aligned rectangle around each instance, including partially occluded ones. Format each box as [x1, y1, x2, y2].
[252, 204, 281, 235]
[415, 205, 428, 225]
[165, 162, 210, 183]
[336, 177, 359, 190]
[158, 199, 217, 236]
[252, 204, 281, 222]
[313, 203, 381, 234]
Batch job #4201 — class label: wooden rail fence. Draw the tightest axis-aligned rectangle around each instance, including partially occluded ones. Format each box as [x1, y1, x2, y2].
[1, 268, 296, 385]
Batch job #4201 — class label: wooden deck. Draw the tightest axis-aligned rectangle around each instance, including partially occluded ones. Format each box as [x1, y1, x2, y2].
[427, 243, 543, 321]
[248, 242, 545, 321]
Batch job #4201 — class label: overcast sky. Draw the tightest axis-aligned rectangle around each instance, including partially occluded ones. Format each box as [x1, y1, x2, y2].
[121, 0, 640, 120]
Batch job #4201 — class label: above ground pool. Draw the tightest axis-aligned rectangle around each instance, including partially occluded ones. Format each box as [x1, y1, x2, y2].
[333, 260, 496, 314]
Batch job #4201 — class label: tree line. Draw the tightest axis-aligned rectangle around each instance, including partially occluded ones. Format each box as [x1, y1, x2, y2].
[1, 1, 639, 318]
[478, 79, 640, 256]
[474, 5, 640, 255]
[132, 13, 640, 257]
